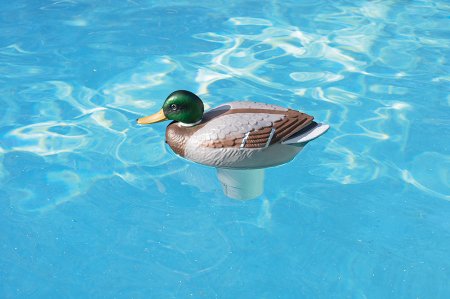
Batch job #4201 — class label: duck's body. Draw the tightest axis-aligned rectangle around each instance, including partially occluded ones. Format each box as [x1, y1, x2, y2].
[165, 101, 327, 169]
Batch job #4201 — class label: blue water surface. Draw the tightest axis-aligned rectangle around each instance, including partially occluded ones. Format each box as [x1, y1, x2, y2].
[1, 0, 449, 298]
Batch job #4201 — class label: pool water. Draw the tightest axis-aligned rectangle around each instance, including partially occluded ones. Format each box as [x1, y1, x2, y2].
[1, 1, 449, 298]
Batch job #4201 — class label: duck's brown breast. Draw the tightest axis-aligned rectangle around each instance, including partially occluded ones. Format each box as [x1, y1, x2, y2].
[165, 122, 203, 157]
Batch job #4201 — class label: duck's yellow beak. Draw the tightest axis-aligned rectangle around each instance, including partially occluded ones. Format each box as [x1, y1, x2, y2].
[137, 109, 168, 125]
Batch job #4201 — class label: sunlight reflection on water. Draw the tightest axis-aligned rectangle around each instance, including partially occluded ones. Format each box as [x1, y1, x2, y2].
[0, 1, 449, 298]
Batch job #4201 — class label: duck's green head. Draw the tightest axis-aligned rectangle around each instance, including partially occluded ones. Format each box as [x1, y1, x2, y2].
[137, 90, 204, 125]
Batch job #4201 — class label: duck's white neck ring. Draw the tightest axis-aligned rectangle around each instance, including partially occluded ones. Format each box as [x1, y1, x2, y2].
[177, 119, 202, 127]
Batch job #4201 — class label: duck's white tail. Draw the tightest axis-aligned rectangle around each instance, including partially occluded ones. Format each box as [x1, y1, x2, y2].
[282, 123, 330, 146]
[216, 168, 264, 200]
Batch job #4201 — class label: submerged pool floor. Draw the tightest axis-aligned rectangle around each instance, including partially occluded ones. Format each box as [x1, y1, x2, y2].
[1, 1, 449, 298]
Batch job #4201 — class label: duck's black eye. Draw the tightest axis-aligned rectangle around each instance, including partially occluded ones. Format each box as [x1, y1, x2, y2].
[170, 104, 177, 111]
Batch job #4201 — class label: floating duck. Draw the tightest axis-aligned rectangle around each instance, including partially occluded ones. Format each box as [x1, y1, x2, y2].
[138, 90, 329, 199]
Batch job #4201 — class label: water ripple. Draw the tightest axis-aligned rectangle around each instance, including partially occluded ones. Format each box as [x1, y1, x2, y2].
[401, 152, 450, 201]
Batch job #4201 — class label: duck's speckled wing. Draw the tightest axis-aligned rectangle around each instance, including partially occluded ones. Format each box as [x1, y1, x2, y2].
[192, 101, 314, 149]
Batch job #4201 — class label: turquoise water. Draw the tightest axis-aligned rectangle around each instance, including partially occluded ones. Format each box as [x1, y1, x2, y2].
[1, 0, 449, 298]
